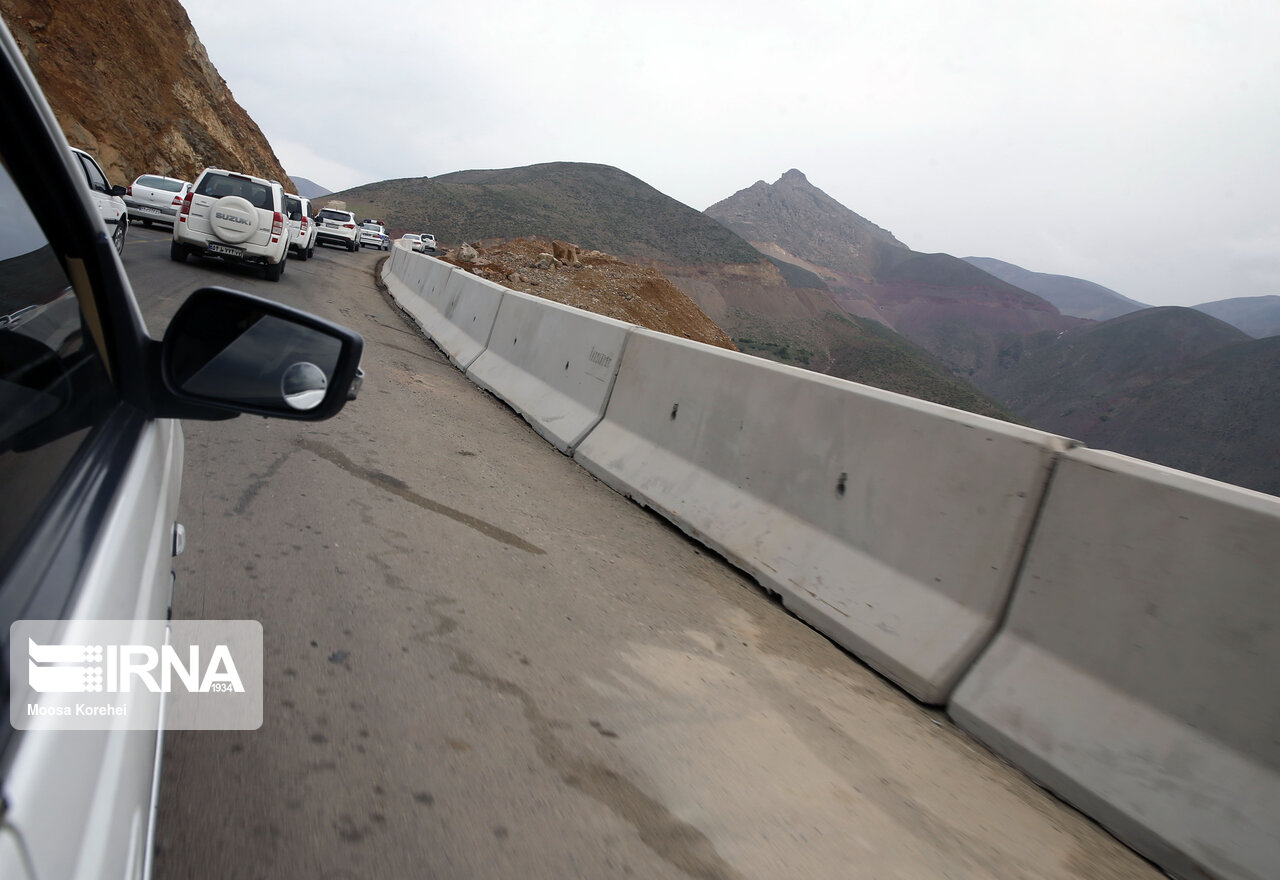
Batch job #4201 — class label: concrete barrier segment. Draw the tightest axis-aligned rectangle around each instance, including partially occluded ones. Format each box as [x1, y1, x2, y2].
[573, 328, 1069, 704]
[950, 448, 1280, 880]
[465, 289, 634, 453]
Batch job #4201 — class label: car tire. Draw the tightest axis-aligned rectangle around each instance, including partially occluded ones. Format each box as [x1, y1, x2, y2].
[141, 218, 152, 228]
[169, 241, 187, 263]
[296, 246, 308, 262]
[349, 240, 357, 252]
[112, 218, 127, 255]
[264, 259, 284, 282]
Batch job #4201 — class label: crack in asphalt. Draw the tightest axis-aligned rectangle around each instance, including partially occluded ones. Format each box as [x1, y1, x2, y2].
[296, 438, 546, 555]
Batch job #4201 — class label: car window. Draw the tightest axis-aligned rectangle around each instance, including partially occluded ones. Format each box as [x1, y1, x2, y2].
[317, 209, 352, 222]
[137, 175, 185, 192]
[285, 196, 303, 221]
[0, 160, 118, 571]
[75, 152, 109, 194]
[196, 174, 273, 209]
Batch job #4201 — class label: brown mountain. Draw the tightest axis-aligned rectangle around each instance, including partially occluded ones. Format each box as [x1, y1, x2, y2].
[334, 164, 1017, 420]
[984, 307, 1251, 440]
[2, 0, 289, 187]
[1084, 334, 1280, 495]
[706, 171, 1084, 386]
[981, 306, 1280, 494]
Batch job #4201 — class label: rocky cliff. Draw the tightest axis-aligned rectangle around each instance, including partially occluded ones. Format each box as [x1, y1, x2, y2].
[2, 0, 289, 187]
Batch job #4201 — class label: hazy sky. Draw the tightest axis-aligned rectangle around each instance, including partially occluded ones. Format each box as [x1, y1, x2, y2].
[180, 0, 1279, 307]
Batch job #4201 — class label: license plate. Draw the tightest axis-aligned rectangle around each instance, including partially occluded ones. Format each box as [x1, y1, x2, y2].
[324, 222, 338, 228]
[207, 243, 244, 258]
[139, 206, 163, 215]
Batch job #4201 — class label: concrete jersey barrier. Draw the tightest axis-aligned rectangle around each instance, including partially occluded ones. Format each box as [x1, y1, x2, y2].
[381, 253, 502, 370]
[950, 448, 1280, 880]
[465, 290, 633, 453]
[573, 328, 1068, 704]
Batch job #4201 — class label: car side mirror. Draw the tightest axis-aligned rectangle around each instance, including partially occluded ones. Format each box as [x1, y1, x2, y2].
[110, 184, 126, 197]
[157, 287, 364, 420]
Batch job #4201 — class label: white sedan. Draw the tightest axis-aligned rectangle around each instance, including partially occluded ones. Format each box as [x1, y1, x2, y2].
[359, 223, 389, 250]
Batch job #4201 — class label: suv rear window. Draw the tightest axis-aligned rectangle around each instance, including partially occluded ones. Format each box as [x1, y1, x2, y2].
[284, 196, 304, 221]
[317, 209, 353, 222]
[137, 175, 185, 192]
[195, 174, 274, 210]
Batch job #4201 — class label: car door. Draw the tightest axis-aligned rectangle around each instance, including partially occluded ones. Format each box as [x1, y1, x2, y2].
[71, 150, 123, 234]
[1, 131, 178, 880]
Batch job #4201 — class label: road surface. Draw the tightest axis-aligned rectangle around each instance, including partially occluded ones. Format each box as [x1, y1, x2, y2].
[122, 226, 1160, 879]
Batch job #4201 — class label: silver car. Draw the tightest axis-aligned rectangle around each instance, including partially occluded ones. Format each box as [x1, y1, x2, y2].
[124, 173, 191, 227]
[0, 21, 363, 880]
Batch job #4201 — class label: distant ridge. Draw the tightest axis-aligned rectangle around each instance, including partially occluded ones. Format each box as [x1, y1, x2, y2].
[290, 176, 332, 200]
[985, 306, 1250, 442]
[327, 162, 763, 265]
[1192, 295, 1280, 339]
[963, 256, 1148, 321]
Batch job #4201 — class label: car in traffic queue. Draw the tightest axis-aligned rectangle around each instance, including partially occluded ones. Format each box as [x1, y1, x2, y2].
[284, 193, 317, 261]
[358, 222, 390, 251]
[69, 146, 128, 255]
[0, 20, 364, 880]
[124, 174, 191, 228]
[418, 233, 437, 252]
[400, 233, 423, 250]
[170, 167, 292, 281]
[315, 207, 359, 251]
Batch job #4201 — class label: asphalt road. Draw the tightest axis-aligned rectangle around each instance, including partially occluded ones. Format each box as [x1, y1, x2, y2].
[122, 225, 1161, 880]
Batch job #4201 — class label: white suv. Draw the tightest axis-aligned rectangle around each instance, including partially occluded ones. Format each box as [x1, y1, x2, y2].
[170, 168, 291, 281]
[315, 207, 359, 251]
[69, 146, 128, 254]
[284, 193, 317, 260]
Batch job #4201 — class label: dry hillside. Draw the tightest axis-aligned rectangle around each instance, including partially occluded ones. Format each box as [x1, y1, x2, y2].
[2, 0, 289, 186]
[440, 238, 738, 351]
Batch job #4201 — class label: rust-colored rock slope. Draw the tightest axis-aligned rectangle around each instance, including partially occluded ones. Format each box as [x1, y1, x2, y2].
[2, 0, 289, 187]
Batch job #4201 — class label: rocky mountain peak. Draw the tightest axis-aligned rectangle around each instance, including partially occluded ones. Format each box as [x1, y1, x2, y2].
[706, 170, 907, 280]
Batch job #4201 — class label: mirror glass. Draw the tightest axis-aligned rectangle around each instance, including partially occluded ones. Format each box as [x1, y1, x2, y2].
[281, 361, 327, 410]
[167, 296, 343, 413]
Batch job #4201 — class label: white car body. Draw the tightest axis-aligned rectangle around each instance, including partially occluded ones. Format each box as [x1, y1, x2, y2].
[125, 174, 190, 227]
[359, 223, 389, 250]
[171, 168, 291, 281]
[419, 233, 437, 252]
[69, 146, 127, 254]
[284, 194, 317, 260]
[400, 233, 422, 249]
[0, 20, 364, 880]
[315, 207, 359, 251]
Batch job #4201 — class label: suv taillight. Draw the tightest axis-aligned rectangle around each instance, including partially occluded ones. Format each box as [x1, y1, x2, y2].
[300, 216, 309, 229]
[342, 223, 354, 229]
[271, 212, 284, 237]
[178, 191, 193, 221]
